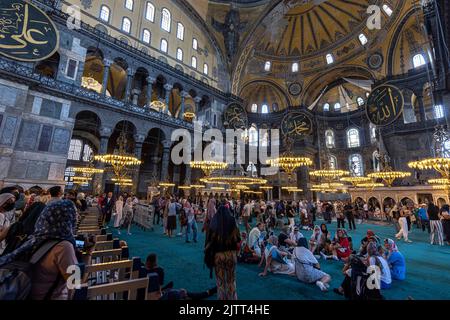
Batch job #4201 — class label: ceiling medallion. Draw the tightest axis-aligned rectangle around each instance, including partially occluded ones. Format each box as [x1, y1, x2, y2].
[367, 53, 384, 70]
[223, 103, 248, 130]
[366, 84, 404, 127]
[281, 111, 313, 139]
[288, 82, 303, 96]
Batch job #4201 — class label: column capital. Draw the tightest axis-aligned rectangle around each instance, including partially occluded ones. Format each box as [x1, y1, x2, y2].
[99, 126, 113, 137]
[194, 96, 202, 103]
[146, 76, 157, 83]
[103, 59, 113, 67]
[127, 68, 135, 76]
[180, 91, 190, 98]
[134, 134, 146, 144]
[164, 84, 173, 91]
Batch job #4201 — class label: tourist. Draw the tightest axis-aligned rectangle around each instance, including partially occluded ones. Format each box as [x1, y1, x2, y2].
[335, 201, 345, 229]
[145, 253, 173, 290]
[248, 223, 264, 254]
[286, 201, 295, 227]
[309, 225, 322, 256]
[0, 193, 17, 255]
[293, 241, 331, 291]
[441, 204, 450, 245]
[344, 201, 356, 231]
[428, 202, 444, 246]
[366, 242, 392, 289]
[205, 205, 240, 300]
[326, 229, 351, 261]
[363, 202, 369, 224]
[114, 196, 124, 234]
[259, 236, 295, 277]
[395, 206, 412, 243]
[122, 197, 134, 235]
[289, 226, 304, 245]
[204, 194, 217, 233]
[46, 186, 63, 206]
[167, 198, 179, 238]
[384, 239, 406, 281]
[242, 200, 252, 234]
[418, 203, 430, 233]
[185, 199, 197, 243]
[102, 192, 114, 226]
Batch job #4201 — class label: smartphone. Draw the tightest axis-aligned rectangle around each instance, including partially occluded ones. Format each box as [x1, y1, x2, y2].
[76, 240, 85, 249]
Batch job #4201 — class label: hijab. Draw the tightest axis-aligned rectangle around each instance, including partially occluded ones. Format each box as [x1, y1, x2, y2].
[0, 200, 76, 266]
[0, 193, 15, 209]
[208, 205, 240, 249]
[311, 225, 322, 241]
[384, 238, 399, 256]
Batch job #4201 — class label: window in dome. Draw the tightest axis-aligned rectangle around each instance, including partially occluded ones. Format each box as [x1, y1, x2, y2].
[370, 124, 377, 143]
[334, 103, 341, 111]
[145, 2, 155, 22]
[382, 4, 393, 16]
[413, 54, 426, 68]
[176, 48, 183, 61]
[193, 38, 198, 50]
[347, 128, 360, 148]
[251, 104, 258, 113]
[264, 61, 271, 71]
[125, 0, 133, 11]
[349, 154, 364, 176]
[161, 8, 171, 32]
[160, 39, 168, 53]
[99, 5, 110, 22]
[203, 63, 208, 75]
[325, 130, 335, 148]
[357, 97, 365, 107]
[292, 63, 299, 73]
[142, 29, 151, 44]
[261, 104, 269, 114]
[323, 103, 330, 112]
[177, 23, 184, 40]
[326, 54, 334, 64]
[122, 17, 131, 33]
[359, 33, 368, 45]
[329, 155, 338, 170]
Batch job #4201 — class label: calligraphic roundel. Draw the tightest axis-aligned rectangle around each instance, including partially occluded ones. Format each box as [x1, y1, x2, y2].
[223, 103, 248, 130]
[366, 84, 404, 127]
[281, 111, 313, 140]
[0, 0, 59, 62]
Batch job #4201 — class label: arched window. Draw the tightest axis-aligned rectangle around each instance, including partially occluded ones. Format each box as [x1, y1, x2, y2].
[161, 8, 171, 32]
[251, 103, 258, 113]
[203, 63, 208, 75]
[100, 6, 110, 22]
[358, 33, 368, 45]
[347, 128, 360, 148]
[82, 144, 94, 162]
[349, 154, 364, 176]
[329, 155, 338, 170]
[122, 17, 131, 33]
[334, 103, 341, 111]
[191, 56, 197, 69]
[325, 130, 335, 148]
[247, 162, 257, 177]
[326, 53, 334, 64]
[249, 126, 258, 147]
[177, 22, 184, 40]
[382, 4, 393, 16]
[413, 54, 426, 68]
[292, 63, 299, 73]
[264, 61, 271, 71]
[160, 39, 168, 53]
[357, 97, 365, 107]
[261, 104, 269, 114]
[142, 29, 151, 44]
[145, 2, 155, 21]
[370, 123, 377, 143]
[125, 0, 133, 11]
[373, 151, 381, 172]
[68, 139, 82, 161]
[176, 48, 183, 61]
[323, 103, 330, 112]
[435, 104, 444, 119]
[192, 38, 198, 50]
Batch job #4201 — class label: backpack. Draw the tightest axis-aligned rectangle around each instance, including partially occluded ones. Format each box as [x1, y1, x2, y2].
[349, 258, 384, 301]
[0, 240, 62, 300]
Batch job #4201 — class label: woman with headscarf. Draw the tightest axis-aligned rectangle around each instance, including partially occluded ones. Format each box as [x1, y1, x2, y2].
[366, 241, 392, 289]
[0, 200, 83, 300]
[329, 229, 351, 261]
[383, 239, 406, 281]
[204, 205, 240, 300]
[259, 236, 295, 277]
[309, 225, 322, 255]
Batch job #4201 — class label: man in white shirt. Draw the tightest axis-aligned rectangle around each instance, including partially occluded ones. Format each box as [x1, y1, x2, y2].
[248, 222, 265, 257]
[243, 200, 252, 234]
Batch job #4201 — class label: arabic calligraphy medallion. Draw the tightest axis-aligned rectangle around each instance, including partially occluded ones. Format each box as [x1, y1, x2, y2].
[281, 111, 313, 139]
[0, 0, 59, 62]
[366, 84, 404, 127]
[223, 103, 248, 129]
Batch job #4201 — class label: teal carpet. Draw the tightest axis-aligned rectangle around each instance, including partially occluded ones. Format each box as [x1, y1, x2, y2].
[110, 219, 450, 300]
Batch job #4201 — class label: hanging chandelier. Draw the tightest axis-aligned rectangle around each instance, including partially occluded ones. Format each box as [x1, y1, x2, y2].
[368, 170, 411, 187]
[340, 176, 372, 187]
[310, 170, 350, 180]
[409, 158, 450, 179]
[190, 161, 228, 176]
[201, 176, 267, 186]
[267, 155, 313, 178]
[356, 182, 385, 190]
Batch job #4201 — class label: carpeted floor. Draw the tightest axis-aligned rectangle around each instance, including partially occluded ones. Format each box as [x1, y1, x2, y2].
[109, 218, 450, 300]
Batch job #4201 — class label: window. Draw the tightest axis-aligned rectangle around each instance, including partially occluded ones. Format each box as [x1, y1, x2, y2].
[249, 126, 258, 147]
[251, 103, 258, 113]
[160, 39, 168, 53]
[177, 23, 184, 40]
[64, 167, 75, 187]
[176, 48, 183, 61]
[125, 0, 133, 11]
[358, 33, 368, 45]
[357, 97, 365, 107]
[329, 155, 338, 170]
[373, 151, 381, 172]
[325, 130, 335, 148]
[347, 128, 360, 148]
[323, 103, 330, 112]
[65, 59, 78, 80]
[192, 38, 198, 50]
[334, 103, 341, 111]
[264, 61, 271, 72]
[99, 5, 110, 22]
[247, 162, 257, 177]
[203, 63, 208, 75]
[191, 56, 197, 69]
[82, 144, 94, 162]
[122, 17, 131, 33]
[145, 2, 155, 21]
[413, 54, 426, 68]
[261, 104, 269, 114]
[349, 154, 364, 176]
[292, 63, 299, 73]
[370, 124, 377, 143]
[382, 4, 393, 16]
[68, 139, 82, 161]
[435, 104, 445, 119]
[142, 29, 151, 44]
[161, 8, 171, 32]
[326, 53, 334, 64]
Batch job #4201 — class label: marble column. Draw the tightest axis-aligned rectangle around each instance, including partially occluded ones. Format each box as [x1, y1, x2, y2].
[131, 89, 141, 105]
[101, 59, 113, 95]
[95, 127, 112, 193]
[161, 140, 171, 182]
[164, 84, 173, 114]
[125, 68, 134, 103]
[133, 135, 145, 195]
[146, 76, 156, 107]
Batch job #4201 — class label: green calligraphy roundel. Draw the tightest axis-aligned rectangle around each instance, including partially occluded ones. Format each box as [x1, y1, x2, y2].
[281, 111, 313, 139]
[0, 0, 60, 62]
[366, 84, 404, 127]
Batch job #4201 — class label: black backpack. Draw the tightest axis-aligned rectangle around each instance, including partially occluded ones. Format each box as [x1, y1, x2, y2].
[349, 258, 384, 300]
[0, 240, 62, 300]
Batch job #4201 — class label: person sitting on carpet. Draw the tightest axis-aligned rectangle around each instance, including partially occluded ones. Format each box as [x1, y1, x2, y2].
[237, 232, 260, 264]
[383, 239, 406, 281]
[289, 226, 304, 245]
[366, 242, 392, 289]
[259, 236, 295, 277]
[145, 253, 174, 290]
[322, 229, 351, 261]
[309, 225, 322, 256]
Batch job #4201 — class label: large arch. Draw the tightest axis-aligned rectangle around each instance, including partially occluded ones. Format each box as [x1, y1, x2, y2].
[81, 47, 105, 93]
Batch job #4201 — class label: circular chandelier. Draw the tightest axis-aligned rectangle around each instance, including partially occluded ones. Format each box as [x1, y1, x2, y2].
[259, 186, 273, 190]
[94, 154, 141, 166]
[183, 111, 196, 121]
[201, 176, 267, 185]
[150, 101, 167, 112]
[211, 186, 225, 191]
[409, 158, 450, 179]
[428, 178, 450, 185]
[356, 182, 385, 190]
[340, 176, 372, 187]
[159, 182, 175, 188]
[267, 156, 312, 178]
[72, 176, 91, 184]
[178, 185, 192, 190]
[312, 182, 345, 189]
[190, 184, 206, 189]
[72, 167, 104, 175]
[310, 170, 350, 179]
[368, 171, 411, 187]
[190, 161, 228, 176]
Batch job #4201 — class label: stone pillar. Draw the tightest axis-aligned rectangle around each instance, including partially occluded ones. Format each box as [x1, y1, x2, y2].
[95, 127, 112, 193]
[133, 134, 145, 195]
[164, 84, 173, 114]
[194, 96, 202, 113]
[125, 68, 134, 103]
[131, 89, 141, 105]
[101, 59, 113, 95]
[180, 91, 188, 119]
[416, 94, 427, 122]
[161, 140, 172, 182]
[146, 76, 156, 107]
